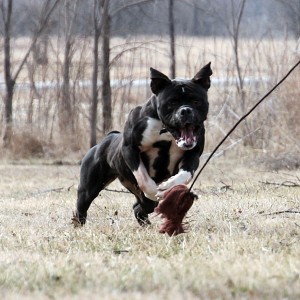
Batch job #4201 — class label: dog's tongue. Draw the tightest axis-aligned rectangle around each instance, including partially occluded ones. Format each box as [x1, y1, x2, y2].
[180, 126, 195, 146]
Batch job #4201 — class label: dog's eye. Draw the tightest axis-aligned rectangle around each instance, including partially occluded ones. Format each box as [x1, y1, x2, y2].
[193, 100, 202, 107]
[167, 100, 178, 109]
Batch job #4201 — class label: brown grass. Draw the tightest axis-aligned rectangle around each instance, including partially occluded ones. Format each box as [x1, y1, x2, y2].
[0, 159, 300, 299]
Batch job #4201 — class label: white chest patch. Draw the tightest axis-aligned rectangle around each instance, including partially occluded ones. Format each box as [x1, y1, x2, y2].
[139, 118, 171, 150]
[140, 118, 185, 177]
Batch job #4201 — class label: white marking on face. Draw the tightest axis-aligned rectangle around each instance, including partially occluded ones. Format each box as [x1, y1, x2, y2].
[176, 139, 197, 150]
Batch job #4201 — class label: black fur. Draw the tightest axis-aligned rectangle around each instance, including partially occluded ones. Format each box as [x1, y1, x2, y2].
[74, 63, 212, 225]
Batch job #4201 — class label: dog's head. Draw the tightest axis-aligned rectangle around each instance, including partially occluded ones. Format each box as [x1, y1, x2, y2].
[150, 63, 212, 150]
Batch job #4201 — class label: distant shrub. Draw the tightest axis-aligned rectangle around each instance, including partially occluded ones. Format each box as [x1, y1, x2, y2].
[11, 131, 44, 159]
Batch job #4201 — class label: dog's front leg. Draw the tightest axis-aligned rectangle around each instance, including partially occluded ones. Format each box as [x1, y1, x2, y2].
[122, 145, 158, 201]
[156, 169, 192, 199]
[156, 148, 201, 199]
[133, 163, 158, 201]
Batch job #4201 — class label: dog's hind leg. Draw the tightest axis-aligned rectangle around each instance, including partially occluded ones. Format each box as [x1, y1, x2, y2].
[74, 145, 117, 225]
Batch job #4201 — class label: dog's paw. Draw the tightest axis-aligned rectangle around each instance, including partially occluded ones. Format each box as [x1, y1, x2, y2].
[158, 179, 174, 191]
[158, 171, 192, 192]
[155, 189, 166, 200]
[156, 179, 176, 200]
[157, 176, 179, 193]
[71, 211, 84, 227]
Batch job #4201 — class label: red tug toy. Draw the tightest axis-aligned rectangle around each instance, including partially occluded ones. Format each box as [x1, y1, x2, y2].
[155, 185, 198, 236]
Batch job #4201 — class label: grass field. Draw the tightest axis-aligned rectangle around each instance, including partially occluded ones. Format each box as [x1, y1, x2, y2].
[1, 157, 299, 299]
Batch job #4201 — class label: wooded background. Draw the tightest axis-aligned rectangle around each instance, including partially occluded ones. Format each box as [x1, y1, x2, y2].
[0, 0, 299, 162]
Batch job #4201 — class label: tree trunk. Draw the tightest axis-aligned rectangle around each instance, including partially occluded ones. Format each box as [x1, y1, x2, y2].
[231, 0, 253, 147]
[60, 39, 73, 132]
[59, 0, 78, 133]
[90, 0, 102, 147]
[90, 33, 100, 147]
[1, 0, 59, 148]
[3, 81, 14, 148]
[101, 0, 112, 134]
[2, 0, 14, 148]
[169, 0, 176, 79]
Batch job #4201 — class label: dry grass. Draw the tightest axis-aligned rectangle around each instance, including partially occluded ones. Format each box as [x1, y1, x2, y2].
[0, 159, 300, 299]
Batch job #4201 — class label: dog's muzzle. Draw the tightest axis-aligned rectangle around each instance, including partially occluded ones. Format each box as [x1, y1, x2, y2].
[178, 106, 194, 122]
[171, 106, 199, 150]
[175, 125, 197, 150]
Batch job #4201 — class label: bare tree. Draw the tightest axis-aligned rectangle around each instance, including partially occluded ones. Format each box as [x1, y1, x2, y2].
[276, 0, 300, 39]
[90, 0, 103, 147]
[230, 0, 246, 98]
[1, 0, 14, 148]
[32, 33, 49, 66]
[169, 0, 176, 78]
[101, 0, 112, 134]
[211, 0, 254, 146]
[0, 0, 60, 148]
[59, 0, 79, 133]
[213, 0, 247, 104]
[90, 0, 154, 143]
[229, 0, 254, 146]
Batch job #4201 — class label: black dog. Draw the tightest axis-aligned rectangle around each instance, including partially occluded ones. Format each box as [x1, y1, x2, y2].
[74, 63, 212, 225]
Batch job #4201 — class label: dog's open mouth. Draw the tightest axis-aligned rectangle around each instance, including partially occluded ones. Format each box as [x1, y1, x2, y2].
[174, 124, 197, 149]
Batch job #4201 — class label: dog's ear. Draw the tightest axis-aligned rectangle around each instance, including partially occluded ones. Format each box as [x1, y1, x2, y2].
[150, 67, 171, 95]
[192, 62, 213, 90]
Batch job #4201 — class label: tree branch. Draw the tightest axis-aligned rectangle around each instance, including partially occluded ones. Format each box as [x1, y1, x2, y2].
[12, 0, 60, 82]
[110, 0, 154, 17]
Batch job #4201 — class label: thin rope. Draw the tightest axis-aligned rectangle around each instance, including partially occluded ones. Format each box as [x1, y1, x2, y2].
[189, 59, 300, 192]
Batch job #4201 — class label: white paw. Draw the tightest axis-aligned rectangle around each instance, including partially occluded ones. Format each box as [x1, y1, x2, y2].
[158, 179, 174, 191]
[155, 189, 165, 200]
[158, 171, 192, 192]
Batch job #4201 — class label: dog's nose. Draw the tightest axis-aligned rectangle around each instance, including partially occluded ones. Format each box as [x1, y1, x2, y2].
[178, 106, 194, 122]
[179, 106, 193, 117]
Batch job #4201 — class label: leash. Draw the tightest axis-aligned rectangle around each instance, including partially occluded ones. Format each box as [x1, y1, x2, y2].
[188, 59, 300, 192]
